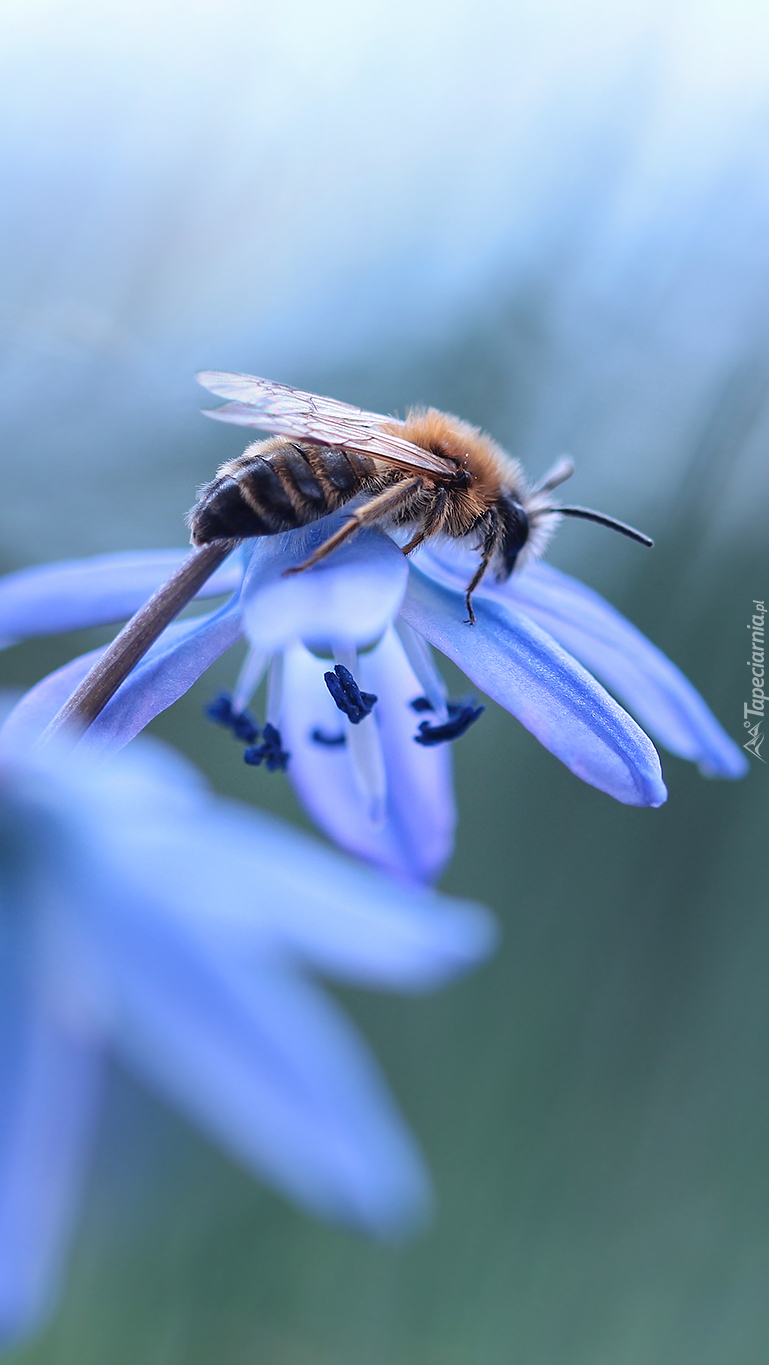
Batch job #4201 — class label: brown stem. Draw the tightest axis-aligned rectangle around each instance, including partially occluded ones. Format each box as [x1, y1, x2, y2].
[39, 540, 237, 743]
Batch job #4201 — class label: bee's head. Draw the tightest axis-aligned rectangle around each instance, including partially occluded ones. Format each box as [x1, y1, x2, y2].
[496, 455, 652, 581]
[496, 493, 530, 575]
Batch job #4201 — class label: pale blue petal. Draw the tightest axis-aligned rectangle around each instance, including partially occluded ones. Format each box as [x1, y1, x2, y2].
[0, 549, 242, 649]
[241, 523, 407, 651]
[100, 900, 430, 1237]
[0, 649, 103, 755]
[505, 562, 749, 778]
[280, 638, 455, 881]
[0, 602, 243, 755]
[401, 565, 668, 807]
[95, 743, 492, 987]
[86, 600, 243, 756]
[0, 953, 101, 1346]
[359, 629, 457, 881]
[416, 544, 746, 779]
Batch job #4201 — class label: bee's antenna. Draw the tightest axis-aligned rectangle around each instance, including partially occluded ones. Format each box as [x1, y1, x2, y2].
[546, 505, 654, 547]
[534, 456, 575, 493]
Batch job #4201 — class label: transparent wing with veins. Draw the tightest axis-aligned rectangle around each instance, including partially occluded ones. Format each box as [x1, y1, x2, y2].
[197, 370, 453, 478]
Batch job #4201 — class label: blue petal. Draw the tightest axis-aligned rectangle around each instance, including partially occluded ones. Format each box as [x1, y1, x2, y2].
[401, 564, 668, 807]
[99, 898, 430, 1237]
[416, 545, 746, 779]
[0, 602, 243, 755]
[0, 951, 101, 1346]
[241, 522, 408, 651]
[106, 736, 491, 984]
[0, 549, 242, 649]
[506, 562, 749, 778]
[86, 599, 243, 756]
[0, 650, 103, 755]
[280, 637, 456, 881]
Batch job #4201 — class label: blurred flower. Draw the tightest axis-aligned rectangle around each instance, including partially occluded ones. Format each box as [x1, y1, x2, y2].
[0, 730, 494, 1347]
[0, 518, 746, 881]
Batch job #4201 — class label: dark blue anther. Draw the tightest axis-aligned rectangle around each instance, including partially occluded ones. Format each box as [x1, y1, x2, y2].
[205, 693, 260, 744]
[230, 711, 260, 743]
[206, 692, 236, 726]
[410, 695, 434, 713]
[311, 728, 347, 747]
[244, 723, 290, 772]
[323, 665, 378, 724]
[414, 700, 485, 746]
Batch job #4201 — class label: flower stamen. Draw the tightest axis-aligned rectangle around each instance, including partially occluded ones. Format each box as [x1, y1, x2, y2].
[323, 664, 378, 724]
[244, 723, 290, 772]
[414, 701, 485, 746]
[325, 649, 387, 825]
[205, 692, 260, 744]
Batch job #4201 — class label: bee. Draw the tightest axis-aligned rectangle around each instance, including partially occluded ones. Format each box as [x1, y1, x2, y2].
[190, 371, 652, 622]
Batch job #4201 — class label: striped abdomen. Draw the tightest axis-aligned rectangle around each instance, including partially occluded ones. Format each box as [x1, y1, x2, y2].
[189, 437, 376, 544]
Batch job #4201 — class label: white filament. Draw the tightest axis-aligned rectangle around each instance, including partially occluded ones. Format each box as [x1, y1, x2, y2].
[266, 653, 285, 730]
[232, 646, 269, 714]
[394, 621, 448, 721]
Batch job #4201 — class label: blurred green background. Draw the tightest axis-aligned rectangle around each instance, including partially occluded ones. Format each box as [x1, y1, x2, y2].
[1, 0, 768, 1361]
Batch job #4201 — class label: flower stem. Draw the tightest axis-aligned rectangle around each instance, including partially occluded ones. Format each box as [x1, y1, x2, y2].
[40, 540, 237, 743]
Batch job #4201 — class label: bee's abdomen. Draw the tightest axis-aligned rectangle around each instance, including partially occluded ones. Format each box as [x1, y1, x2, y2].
[189, 440, 374, 545]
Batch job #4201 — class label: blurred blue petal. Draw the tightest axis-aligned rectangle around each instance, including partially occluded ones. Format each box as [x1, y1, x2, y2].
[401, 563, 668, 808]
[241, 524, 408, 651]
[0, 736, 495, 1341]
[102, 898, 430, 1235]
[0, 550, 242, 648]
[102, 791, 494, 989]
[85, 734, 492, 986]
[0, 948, 100, 1347]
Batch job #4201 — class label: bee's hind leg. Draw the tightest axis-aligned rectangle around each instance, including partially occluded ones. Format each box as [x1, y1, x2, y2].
[283, 478, 423, 576]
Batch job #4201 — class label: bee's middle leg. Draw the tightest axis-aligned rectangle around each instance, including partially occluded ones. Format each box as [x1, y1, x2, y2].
[283, 478, 423, 576]
[401, 488, 448, 555]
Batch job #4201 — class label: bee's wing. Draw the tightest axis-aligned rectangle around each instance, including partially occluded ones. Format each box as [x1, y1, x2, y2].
[197, 370, 453, 478]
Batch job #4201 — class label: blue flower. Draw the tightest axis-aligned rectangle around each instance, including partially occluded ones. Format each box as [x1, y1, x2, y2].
[0, 520, 746, 883]
[0, 730, 494, 1346]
